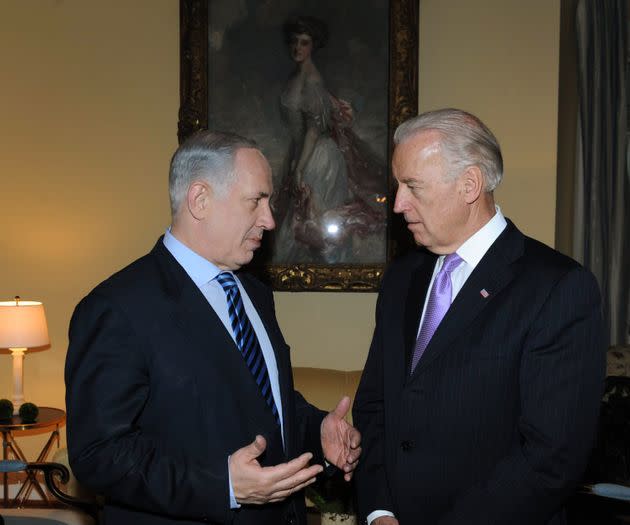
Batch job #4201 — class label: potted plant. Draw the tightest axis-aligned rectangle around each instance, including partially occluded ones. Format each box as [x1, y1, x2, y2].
[305, 472, 356, 525]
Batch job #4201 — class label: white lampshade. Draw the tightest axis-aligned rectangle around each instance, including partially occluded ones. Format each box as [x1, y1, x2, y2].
[0, 299, 49, 349]
[0, 298, 50, 414]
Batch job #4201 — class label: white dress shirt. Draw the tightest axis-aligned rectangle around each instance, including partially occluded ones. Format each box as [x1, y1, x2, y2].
[416, 206, 508, 335]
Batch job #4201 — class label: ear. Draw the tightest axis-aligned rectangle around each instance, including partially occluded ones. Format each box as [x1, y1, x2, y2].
[187, 180, 211, 220]
[461, 166, 484, 204]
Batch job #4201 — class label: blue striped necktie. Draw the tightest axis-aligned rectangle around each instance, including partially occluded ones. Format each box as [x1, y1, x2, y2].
[215, 272, 280, 425]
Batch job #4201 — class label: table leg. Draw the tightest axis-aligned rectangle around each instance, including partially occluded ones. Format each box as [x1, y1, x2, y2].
[1, 431, 30, 507]
[13, 427, 59, 505]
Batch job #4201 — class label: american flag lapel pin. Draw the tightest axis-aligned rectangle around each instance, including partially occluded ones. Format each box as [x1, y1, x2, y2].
[480, 288, 490, 298]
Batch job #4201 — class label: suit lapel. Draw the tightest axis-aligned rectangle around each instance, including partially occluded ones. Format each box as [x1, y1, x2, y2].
[153, 239, 232, 351]
[411, 222, 524, 375]
[404, 252, 438, 371]
[151, 240, 279, 433]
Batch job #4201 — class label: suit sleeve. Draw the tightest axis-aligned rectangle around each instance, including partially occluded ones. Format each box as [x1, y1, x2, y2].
[353, 288, 396, 522]
[439, 266, 606, 524]
[65, 293, 233, 523]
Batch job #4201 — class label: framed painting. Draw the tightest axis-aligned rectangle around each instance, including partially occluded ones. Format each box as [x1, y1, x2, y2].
[179, 0, 418, 291]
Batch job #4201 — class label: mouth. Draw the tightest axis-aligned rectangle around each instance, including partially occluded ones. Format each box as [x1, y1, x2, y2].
[405, 220, 425, 235]
[246, 236, 262, 249]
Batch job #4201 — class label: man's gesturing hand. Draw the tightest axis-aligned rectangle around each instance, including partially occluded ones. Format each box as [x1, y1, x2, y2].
[230, 435, 323, 504]
[321, 396, 362, 481]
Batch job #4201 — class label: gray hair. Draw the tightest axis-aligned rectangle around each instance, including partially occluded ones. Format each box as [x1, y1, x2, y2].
[394, 108, 503, 192]
[168, 130, 258, 217]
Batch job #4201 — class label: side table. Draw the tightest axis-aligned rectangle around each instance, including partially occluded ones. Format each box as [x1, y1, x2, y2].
[0, 407, 66, 507]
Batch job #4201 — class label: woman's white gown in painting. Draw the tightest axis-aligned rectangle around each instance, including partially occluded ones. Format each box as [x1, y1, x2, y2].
[274, 70, 386, 265]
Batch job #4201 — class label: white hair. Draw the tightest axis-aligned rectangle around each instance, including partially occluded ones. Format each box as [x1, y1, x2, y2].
[394, 108, 504, 192]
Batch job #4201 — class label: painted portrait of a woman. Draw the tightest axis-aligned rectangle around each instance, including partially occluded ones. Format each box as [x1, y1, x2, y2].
[206, 2, 389, 267]
[272, 16, 387, 264]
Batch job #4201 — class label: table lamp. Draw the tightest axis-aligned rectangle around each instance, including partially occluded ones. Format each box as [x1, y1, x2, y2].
[0, 297, 50, 414]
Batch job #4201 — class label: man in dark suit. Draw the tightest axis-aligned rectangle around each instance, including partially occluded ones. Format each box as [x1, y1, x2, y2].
[65, 131, 361, 525]
[352, 108, 606, 525]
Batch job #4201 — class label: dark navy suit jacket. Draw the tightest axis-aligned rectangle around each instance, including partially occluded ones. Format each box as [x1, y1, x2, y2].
[65, 238, 325, 525]
[353, 220, 606, 525]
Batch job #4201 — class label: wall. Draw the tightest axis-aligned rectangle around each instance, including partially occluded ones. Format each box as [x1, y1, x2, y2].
[0, 0, 560, 459]
[418, 0, 560, 247]
[0, 0, 178, 459]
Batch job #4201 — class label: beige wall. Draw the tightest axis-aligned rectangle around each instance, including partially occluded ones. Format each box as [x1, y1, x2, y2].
[0, 0, 560, 459]
[0, 0, 179, 458]
[419, 0, 560, 247]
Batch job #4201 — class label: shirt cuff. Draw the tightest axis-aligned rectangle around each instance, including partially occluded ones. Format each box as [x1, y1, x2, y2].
[367, 510, 395, 524]
[228, 456, 241, 509]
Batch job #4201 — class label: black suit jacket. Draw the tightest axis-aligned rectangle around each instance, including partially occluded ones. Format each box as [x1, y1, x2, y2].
[65, 238, 325, 525]
[353, 220, 606, 525]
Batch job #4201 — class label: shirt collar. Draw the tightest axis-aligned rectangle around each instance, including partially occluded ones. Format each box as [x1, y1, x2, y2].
[163, 228, 222, 287]
[456, 205, 507, 270]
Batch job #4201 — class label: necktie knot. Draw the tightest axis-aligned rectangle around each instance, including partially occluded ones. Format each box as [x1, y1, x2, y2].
[216, 271, 238, 292]
[441, 253, 463, 274]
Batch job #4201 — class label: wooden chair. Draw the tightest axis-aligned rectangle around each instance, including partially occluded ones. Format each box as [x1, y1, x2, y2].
[0, 459, 100, 524]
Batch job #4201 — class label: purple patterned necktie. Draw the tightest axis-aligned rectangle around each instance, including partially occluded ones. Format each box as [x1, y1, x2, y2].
[411, 253, 463, 373]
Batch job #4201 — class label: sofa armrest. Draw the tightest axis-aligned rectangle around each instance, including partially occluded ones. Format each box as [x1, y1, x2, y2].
[292, 367, 362, 423]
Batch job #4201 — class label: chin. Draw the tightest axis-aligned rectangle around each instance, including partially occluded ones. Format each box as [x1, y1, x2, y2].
[236, 253, 255, 268]
[413, 234, 427, 246]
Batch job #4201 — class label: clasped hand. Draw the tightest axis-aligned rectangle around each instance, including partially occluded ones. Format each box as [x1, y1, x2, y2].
[230, 396, 361, 504]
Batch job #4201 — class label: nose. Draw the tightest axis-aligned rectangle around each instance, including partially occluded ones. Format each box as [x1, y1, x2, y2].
[393, 186, 408, 215]
[260, 201, 276, 231]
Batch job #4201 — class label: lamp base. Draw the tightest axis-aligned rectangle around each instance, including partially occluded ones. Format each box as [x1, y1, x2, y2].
[12, 400, 28, 416]
[10, 347, 26, 416]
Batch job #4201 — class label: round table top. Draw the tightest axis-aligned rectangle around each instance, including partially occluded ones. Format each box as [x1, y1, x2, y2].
[0, 407, 65, 431]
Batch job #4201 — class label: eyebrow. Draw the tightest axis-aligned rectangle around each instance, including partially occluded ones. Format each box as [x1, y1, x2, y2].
[398, 178, 422, 186]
